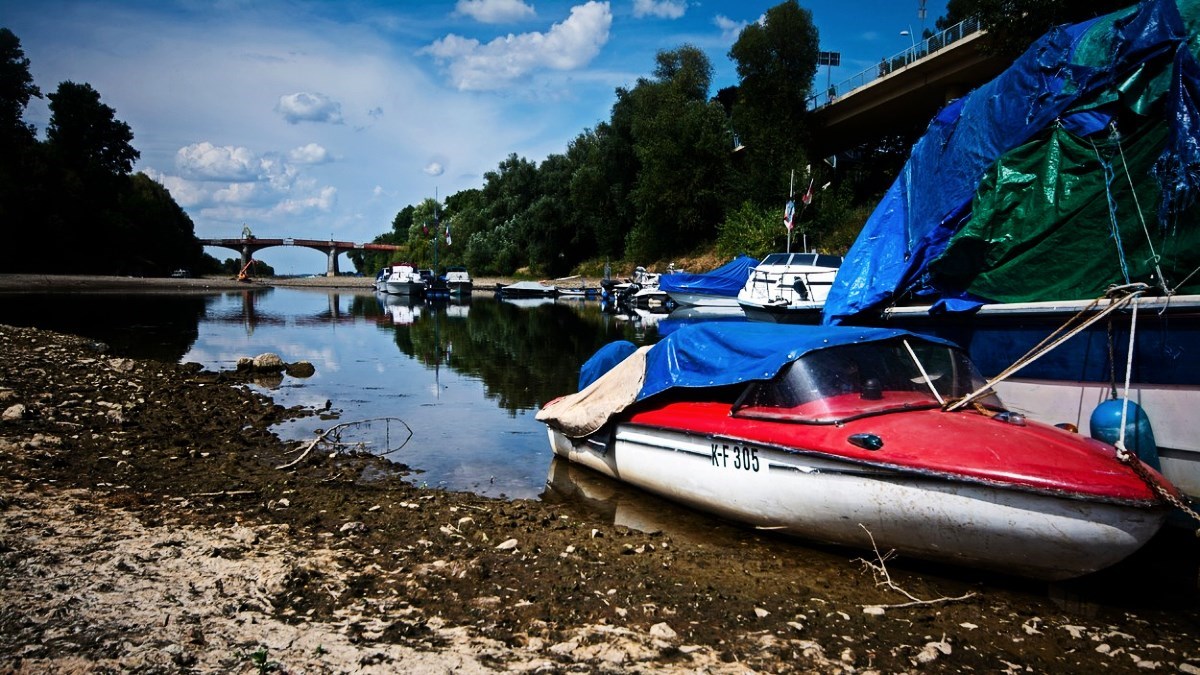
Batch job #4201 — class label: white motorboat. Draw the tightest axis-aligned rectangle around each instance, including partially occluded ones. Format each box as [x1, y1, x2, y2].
[737, 252, 843, 323]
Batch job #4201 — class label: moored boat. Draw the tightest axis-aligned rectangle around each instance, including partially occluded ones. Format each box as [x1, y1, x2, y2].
[445, 266, 474, 296]
[384, 263, 425, 296]
[822, 0, 1200, 499]
[495, 280, 559, 298]
[537, 323, 1178, 580]
[659, 255, 757, 307]
[738, 252, 842, 324]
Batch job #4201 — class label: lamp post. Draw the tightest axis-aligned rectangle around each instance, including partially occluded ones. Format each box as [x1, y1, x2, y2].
[900, 27, 916, 65]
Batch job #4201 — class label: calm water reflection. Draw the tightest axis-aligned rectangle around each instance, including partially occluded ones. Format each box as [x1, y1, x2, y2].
[0, 286, 740, 499]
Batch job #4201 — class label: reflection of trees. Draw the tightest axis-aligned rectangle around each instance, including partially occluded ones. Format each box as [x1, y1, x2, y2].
[385, 297, 650, 413]
[0, 291, 211, 362]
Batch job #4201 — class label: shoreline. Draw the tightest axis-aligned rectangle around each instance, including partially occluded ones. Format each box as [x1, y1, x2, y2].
[0, 273, 579, 292]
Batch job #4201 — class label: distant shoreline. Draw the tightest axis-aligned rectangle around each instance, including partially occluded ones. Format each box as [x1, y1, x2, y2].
[0, 273, 584, 292]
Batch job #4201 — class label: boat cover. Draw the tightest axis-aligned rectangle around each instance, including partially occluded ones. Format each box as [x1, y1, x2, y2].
[658, 255, 758, 298]
[824, 0, 1200, 324]
[539, 323, 953, 437]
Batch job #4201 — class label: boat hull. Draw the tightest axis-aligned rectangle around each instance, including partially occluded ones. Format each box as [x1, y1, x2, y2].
[738, 300, 824, 324]
[547, 425, 1167, 580]
[385, 281, 424, 296]
[665, 291, 740, 307]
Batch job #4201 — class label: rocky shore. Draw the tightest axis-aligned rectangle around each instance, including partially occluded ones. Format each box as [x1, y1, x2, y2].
[1, 278, 1199, 673]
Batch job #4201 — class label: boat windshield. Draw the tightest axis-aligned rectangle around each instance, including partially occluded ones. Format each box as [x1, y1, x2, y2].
[733, 339, 1000, 423]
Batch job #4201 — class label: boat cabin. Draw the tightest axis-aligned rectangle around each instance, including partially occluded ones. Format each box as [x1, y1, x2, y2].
[732, 338, 1000, 423]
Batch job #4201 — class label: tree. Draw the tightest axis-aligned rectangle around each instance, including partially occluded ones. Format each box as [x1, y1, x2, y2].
[727, 0, 819, 206]
[624, 46, 734, 261]
[0, 28, 40, 147]
[46, 81, 138, 176]
[938, 0, 1132, 57]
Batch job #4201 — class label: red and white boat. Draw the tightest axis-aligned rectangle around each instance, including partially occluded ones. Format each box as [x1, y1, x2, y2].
[537, 323, 1178, 580]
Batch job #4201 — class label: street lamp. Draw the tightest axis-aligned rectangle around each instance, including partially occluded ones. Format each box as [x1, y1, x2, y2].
[900, 26, 916, 65]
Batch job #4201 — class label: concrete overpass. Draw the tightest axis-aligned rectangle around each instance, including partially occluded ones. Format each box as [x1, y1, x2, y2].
[200, 237, 402, 276]
[808, 17, 1010, 156]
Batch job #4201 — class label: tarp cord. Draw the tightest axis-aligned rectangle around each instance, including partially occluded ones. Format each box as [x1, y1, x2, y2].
[1111, 122, 1171, 295]
[944, 284, 1147, 411]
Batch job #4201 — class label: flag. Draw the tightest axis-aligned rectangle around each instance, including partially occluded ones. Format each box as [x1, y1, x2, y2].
[445, 224, 452, 247]
[801, 178, 814, 205]
[783, 199, 795, 230]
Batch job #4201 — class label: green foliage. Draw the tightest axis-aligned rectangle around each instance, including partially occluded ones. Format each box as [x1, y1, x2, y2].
[717, 201, 787, 259]
[940, 0, 1132, 58]
[0, 28, 40, 146]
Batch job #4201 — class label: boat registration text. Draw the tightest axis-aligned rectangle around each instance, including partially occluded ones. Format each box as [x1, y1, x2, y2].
[711, 442, 761, 472]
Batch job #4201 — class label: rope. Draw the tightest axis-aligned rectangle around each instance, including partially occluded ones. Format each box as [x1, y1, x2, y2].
[1111, 122, 1170, 295]
[1115, 296, 1139, 450]
[1092, 136, 1133, 285]
[944, 284, 1146, 412]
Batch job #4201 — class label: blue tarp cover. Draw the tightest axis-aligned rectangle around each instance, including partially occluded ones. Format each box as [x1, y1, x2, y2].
[637, 322, 953, 401]
[578, 340, 637, 390]
[657, 255, 758, 298]
[823, 0, 1198, 323]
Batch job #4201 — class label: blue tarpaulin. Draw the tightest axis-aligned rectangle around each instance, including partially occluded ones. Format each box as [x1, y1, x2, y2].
[658, 255, 758, 299]
[637, 322, 952, 401]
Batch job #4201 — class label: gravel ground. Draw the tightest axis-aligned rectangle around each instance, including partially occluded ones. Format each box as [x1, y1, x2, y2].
[1, 276, 1199, 673]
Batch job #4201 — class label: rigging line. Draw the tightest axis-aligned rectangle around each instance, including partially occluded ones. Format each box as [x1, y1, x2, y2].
[1091, 135, 1133, 285]
[902, 339, 944, 406]
[945, 289, 1142, 412]
[1111, 122, 1170, 295]
[1116, 295, 1140, 451]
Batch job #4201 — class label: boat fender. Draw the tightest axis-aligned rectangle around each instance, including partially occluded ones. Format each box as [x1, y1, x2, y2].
[1089, 398, 1160, 470]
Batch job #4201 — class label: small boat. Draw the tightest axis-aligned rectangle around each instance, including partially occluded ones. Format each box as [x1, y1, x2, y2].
[659, 255, 758, 307]
[384, 263, 424, 296]
[602, 266, 675, 312]
[445, 266, 474, 296]
[537, 322, 1177, 580]
[420, 268, 450, 300]
[737, 252, 843, 324]
[495, 280, 559, 298]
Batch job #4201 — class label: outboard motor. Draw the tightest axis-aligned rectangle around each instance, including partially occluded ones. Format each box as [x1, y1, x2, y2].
[1089, 398, 1160, 470]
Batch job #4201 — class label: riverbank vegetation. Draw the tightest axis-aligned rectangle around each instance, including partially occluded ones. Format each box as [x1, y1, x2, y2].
[1, 1, 1129, 280]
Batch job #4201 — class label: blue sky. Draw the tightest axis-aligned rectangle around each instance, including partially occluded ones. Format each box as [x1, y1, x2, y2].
[5, 0, 947, 273]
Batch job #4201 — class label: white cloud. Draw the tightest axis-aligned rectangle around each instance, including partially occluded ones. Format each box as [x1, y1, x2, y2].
[289, 143, 331, 165]
[276, 92, 344, 124]
[714, 15, 748, 41]
[420, 1, 612, 91]
[454, 0, 536, 23]
[633, 0, 686, 20]
[175, 142, 263, 181]
[424, 161, 445, 176]
[274, 186, 338, 215]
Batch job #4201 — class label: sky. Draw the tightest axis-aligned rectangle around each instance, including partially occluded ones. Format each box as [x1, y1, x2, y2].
[5, 0, 948, 274]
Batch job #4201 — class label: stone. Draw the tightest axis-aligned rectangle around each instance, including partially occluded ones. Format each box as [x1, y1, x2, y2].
[251, 353, 285, 371]
[3, 403, 26, 421]
[495, 538, 518, 550]
[285, 361, 315, 378]
[648, 622, 676, 640]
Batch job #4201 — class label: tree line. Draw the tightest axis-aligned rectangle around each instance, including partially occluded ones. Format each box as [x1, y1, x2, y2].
[2, 1, 1126, 278]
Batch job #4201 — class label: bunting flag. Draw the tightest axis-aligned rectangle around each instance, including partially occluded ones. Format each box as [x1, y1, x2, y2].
[801, 178, 815, 205]
[445, 224, 452, 247]
[783, 199, 796, 230]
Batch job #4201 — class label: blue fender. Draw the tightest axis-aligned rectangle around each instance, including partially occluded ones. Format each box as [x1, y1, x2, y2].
[1089, 398, 1160, 471]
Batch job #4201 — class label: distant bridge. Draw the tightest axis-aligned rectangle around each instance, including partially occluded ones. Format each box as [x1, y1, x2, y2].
[200, 237, 402, 276]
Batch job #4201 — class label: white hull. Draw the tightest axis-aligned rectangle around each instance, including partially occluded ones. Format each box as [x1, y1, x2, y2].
[548, 425, 1166, 580]
[385, 281, 423, 295]
[665, 292, 740, 307]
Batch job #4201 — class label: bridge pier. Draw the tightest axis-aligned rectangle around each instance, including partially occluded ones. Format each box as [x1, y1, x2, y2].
[326, 247, 339, 277]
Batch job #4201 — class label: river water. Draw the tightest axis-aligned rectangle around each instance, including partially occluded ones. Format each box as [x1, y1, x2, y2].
[0, 286, 740, 499]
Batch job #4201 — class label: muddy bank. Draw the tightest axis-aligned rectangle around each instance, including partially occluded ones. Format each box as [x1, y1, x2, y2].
[1, 321, 1199, 673]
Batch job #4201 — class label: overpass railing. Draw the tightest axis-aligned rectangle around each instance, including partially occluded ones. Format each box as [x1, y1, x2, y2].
[807, 16, 983, 110]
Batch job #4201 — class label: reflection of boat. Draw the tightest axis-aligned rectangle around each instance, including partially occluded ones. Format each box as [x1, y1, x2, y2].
[656, 304, 745, 336]
[377, 292, 423, 325]
[660, 255, 757, 307]
[737, 252, 842, 324]
[384, 263, 424, 296]
[500, 296, 557, 309]
[445, 266, 474, 297]
[496, 280, 559, 298]
[823, 1, 1200, 499]
[537, 322, 1177, 580]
